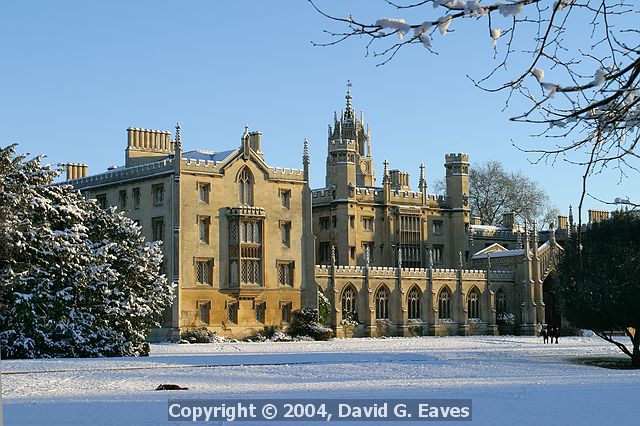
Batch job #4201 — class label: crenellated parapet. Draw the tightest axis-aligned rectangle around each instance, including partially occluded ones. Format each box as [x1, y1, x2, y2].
[68, 158, 174, 190]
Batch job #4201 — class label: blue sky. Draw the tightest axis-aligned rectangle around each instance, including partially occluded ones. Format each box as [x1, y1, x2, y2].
[3, 1, 638, 220]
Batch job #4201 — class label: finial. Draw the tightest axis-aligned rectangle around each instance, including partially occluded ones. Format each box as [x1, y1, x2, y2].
[487, 252, 492, 270]
[397, 247, 402, 269]
[303, 138, 310, 165]
[550, 222, 556, 244]
[516, 230, 523, 249]
[459, 251, 464, 269]
[331, 245, 336, 265]
[419, 162, 427, 190]
[175, 122, 182, 147]
[365, 245, 370, 267]
[428, 247, 434, 269]
[345, 80, 353, 113]
[244, 124, 249, 136]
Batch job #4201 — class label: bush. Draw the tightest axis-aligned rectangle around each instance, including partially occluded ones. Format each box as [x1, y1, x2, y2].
[318, 290, 332, 326]
[287, 308, 333, 341]
[180, 328, 226, 343]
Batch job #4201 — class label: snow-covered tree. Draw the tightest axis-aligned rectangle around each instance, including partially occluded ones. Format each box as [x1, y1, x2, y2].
[0, 145, 173, 359]
[558, 211, 640, 368]
[310, 0, 640, 225]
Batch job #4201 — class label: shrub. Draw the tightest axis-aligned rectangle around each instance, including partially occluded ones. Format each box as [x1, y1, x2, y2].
[287, 308, 333, 341]
[180, 328, 225, 343]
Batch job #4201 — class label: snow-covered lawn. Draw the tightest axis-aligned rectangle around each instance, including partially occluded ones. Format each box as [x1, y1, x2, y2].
[2, 336, 638, 425]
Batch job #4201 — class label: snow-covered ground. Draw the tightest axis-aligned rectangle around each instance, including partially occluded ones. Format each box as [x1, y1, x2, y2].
[2, 336, 638, 425]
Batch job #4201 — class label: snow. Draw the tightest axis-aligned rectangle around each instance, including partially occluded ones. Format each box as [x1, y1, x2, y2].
[3, 336, 639, 425]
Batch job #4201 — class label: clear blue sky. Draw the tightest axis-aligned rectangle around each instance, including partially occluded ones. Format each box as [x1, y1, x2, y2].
[3, 1, 638, 221]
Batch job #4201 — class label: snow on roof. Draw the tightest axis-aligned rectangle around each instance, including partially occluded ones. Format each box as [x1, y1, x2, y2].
[472, 249, 527, 259]
[471, 224, 509, 232]
[182, 149, 235, 163]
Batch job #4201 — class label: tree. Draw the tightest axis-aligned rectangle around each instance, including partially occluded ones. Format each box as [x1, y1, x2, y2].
[309, 0, 640, 226]
[469, 160, 552, 225]
[0, 145, 174, 359]
[558, 211, 640, 368]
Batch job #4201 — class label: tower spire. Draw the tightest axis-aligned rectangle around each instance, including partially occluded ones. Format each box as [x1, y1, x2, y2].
[419, 162, 427, 191]
[303, 138, 310, 165]
[175, 122, 182, 149]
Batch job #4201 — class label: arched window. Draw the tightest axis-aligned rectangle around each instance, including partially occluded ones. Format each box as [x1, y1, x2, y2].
[238, 168, 253, 206]
[468, 287, 480, 319]
[341, 284, 357, 316]
[408, 286, 421, 320]
[438, 287, 451, 320]
[496, 288, 507, 314]
[375, 285, 389, 320]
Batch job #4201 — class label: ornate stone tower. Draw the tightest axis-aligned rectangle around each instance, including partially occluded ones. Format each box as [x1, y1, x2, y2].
[325, 82, 374, 199]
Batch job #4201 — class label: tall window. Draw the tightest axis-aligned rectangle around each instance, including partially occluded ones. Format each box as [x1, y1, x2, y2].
[278, 261, 294, 286]
[432, 220, 443, 235]
[438, 287, 451, 320]
[195, 258, 213, 285]
[255, 302, 266, 323]
[228, 302, 238, 323]
[153, 184, 164, 206]
[496, 288, 507, 314]
[319, 217, 331, 230]
[198, 182, 210, 204]
[281, 302, 292, 323]
[375, 285, 389, 320]
[433, 245, 444, 264]
[318, 242, 331, 264]
[132, 187, 140, 209]
[119, 190, 127, 210]
[229, 219, 263, 287]
[341, 285, 357, 316]
[408, 286, 421, 320]
[199, 216, 210, 244]
[362, 216, 373, 231]
[280, 189, 291, 208]
[238, 168, 253, 206]
[468, 287, 480, 319]
[197, 300, 211, 324]
[152, 217, 164, 241]
[280, 221, 291, 247]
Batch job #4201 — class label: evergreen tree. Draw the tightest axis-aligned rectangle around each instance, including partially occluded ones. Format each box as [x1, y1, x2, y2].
[558, 211, 640, 368]
[0, 145, 174, 358]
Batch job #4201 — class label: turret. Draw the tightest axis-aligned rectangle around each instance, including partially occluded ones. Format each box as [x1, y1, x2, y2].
[325, 82, 375, 195]
[445, 153, 470, 209]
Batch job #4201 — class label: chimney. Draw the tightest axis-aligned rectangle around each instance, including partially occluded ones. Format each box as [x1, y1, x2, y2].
[588, 210, 609, 224]
[389, 170, 410, 190]
[557, 215, 568, 230]
[501, 212, 515, 229]
[249, 131, 263, 159]
[471, 216, 482, 226]
[64, 163, 88, 181]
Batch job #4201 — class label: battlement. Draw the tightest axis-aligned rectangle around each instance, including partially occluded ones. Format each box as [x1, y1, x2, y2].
[271, 167, 304, 176]
[315, 264, 514, 281]
[182, 157, 221, 169]
[329, 139, 356, 149]
[68, 158, 174, 189]
[445, 153, 470, 163]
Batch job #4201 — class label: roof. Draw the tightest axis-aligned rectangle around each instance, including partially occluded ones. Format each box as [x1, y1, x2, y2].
[182, 149, 235, 163]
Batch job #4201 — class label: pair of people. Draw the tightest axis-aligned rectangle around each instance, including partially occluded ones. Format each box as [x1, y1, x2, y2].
[542, 326, 559, 344]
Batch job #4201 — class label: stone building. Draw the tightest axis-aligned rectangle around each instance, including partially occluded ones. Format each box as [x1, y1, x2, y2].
[65, 125, 315, 340]
[64, 85, 567, 340]
[313, 88, 564, 337]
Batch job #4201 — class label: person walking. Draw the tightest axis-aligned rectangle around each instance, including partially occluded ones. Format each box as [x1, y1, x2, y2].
[553, 327, 559, 344]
